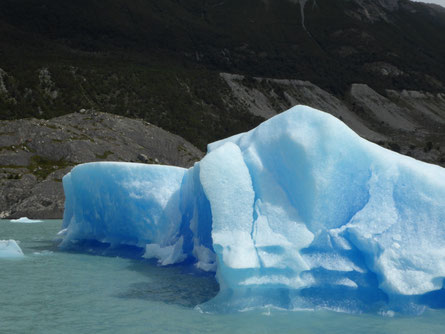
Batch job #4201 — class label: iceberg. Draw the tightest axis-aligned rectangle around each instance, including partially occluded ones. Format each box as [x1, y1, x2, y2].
[0, 239, 24, 258]
[10, 217, 44, 223]
[60, 105, 445, 313]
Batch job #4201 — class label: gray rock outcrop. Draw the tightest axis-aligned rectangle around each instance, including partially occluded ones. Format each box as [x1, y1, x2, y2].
[0, 111, 203, 219]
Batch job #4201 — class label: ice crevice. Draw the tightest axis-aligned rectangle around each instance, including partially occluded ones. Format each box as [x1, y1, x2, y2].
[59, 105, 445, 313]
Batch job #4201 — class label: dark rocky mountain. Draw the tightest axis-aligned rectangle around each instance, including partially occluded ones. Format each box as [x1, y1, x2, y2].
[0, 0, 445, 218]
[1, 1, 444, 141]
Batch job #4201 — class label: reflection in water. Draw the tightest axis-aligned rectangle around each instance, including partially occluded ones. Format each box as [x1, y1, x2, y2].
[119, 261, 219, 307]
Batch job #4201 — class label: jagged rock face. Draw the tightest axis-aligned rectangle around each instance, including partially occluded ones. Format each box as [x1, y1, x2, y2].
[345, 0, 400, 22]
[220, 73, 445, 167]
[284, 0, 399, 23]
[361, 0, 399, 11]
[0, 112, 203, 219]
[220, 73, 385, 141]
[378, 0, 399, 10]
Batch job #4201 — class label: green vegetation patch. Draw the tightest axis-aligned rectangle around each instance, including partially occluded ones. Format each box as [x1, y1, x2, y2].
[95, 150, 113, 159]
[6, 173, 21, 180]
[28, 155, 71, 180]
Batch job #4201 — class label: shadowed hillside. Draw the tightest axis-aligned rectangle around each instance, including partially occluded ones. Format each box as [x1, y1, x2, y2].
[0, 1, 444, 145]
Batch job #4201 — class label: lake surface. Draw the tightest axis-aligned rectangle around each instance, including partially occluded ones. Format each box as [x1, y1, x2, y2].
[1, 219, 445, 334]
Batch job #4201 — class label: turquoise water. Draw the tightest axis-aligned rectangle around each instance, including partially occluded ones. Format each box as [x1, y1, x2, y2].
[1, 220, 445, 334]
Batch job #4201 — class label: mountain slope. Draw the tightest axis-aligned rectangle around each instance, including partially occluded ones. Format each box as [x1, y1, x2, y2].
[0, 0, 444, 150]
[1, 0, 444, 88]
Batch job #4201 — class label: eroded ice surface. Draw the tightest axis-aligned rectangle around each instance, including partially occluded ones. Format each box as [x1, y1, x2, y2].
[0, 239, 24, 258]
[61, 106, 445, 313]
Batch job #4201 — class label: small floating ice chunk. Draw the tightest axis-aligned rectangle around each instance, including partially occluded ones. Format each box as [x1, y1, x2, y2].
[33, 250, 53, 256]
[0, 240, 24, 258]
[10, 217, 43, 223]
[379, 310, 395, 318]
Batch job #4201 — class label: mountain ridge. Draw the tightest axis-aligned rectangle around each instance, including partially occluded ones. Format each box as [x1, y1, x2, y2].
[0, 0, 444, 162]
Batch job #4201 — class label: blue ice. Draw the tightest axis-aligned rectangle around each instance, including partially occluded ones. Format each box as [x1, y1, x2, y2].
[60, 106, 445, 313]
